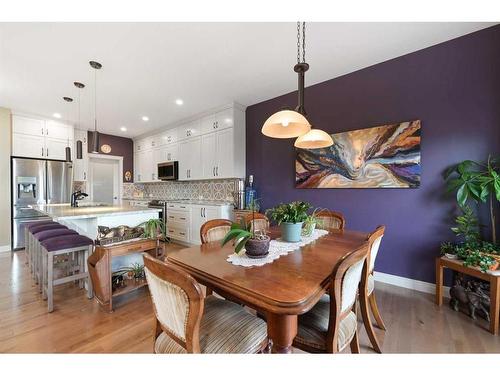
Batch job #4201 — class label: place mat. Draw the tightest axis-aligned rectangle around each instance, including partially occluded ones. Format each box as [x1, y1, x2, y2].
[227, 229, 329, 267]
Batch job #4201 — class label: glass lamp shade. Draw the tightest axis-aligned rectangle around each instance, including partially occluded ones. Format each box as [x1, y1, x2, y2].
[294, 129, 334, 149]
[261, 110, 311, 139]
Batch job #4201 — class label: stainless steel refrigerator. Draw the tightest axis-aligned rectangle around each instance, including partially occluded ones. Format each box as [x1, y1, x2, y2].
[11, 157, 72, 250]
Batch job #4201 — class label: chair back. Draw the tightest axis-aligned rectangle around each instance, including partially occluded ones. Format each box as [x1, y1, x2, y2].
[200, 219, 233, 244]
[243, 212, 269, 234]
[143, 254, 204, 353]
[366, 226, 385, 273]
[326, 241, 369, 351]
[315, 210, 346, 230]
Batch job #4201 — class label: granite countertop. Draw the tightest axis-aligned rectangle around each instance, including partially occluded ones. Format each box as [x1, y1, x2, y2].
[32, 204, 161, 220]
[122, 197, 234, 207]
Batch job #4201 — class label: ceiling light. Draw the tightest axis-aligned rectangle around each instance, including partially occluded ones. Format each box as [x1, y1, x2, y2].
[120, 127, 127, 132]
[175, 99, 184, 106]
[53, 113, 62, 119]
[294, 129, 334, 149]
[262, 110, 310, 138]
[142, 116, 149, 122]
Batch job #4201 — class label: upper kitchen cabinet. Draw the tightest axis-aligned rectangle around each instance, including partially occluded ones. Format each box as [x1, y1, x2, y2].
[12, 114, 74, 160]
[159, 128, 178, 146]
[199, 108, 234, 135]
[177, 119, 201, 140]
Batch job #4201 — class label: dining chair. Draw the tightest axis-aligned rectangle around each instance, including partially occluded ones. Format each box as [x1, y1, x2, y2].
[199, 219, 233, 244]
[143, 254, 269, 354]
[293, 242, 369, 353]
[315, 210, 346, 231]
[243, 212, 269, 233]
[359, 225, 386, 353]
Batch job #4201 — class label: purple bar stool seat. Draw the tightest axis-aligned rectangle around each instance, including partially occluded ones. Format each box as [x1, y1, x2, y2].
[40, 234, 94, 312]
[25, 220, 54, 229]
[34, 228, 78, 242]
[30, 223, 66, 234]
[24, 220, 54, 265]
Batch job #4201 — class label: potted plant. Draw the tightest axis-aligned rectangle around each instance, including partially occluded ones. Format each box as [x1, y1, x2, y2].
[302, 208, 323, 237]
[130, 262, 145, 280]
[221, 204, 270, 258]
[266, 201, 311, 242]
[140, 218, 165, 239]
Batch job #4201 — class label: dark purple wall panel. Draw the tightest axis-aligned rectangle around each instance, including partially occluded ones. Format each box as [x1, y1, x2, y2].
[246, 25, 500, 283]
[87, 131, 134, 182]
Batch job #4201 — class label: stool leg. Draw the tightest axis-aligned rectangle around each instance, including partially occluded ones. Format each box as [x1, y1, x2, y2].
[42, 248, 47, 300]
[47, 252, 54, 313]
[86, 246, 93, 299]
[78, 250, 84, 289]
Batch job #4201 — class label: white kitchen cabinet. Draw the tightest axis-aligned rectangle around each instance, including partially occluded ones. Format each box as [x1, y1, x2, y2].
[200, 127, 236, 179]
[45, 138, 70, 160]
[189, 204, 232, 244]
[178, 137, 201, 180]
[12, 133, 46, 159]
[12, 115, 45, 137]
[45, 120, 74, 141]
[73, 129, 89, 181]
[160, 128, 178, 145]
[134, 139, 147, 152]
[199, 108, 234, 135]
[156, 143, 179, 163]
[177, 119, 201, 140]
[201, 132, 217, 179]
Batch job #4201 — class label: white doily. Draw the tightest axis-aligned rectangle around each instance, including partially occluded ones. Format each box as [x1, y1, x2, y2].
[227, 229, 329, 267]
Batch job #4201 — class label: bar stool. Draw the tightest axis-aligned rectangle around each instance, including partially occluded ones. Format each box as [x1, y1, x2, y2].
[24, 220, 54, 269]
[40, 234, 94, 312]
[29, 223, 67, 282]
[33, 228, 78, 291]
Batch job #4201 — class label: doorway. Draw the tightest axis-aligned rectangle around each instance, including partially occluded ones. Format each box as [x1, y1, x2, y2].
[88, 155, 123, 205]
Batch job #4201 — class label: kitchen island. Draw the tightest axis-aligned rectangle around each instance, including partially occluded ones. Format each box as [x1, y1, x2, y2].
[33, 203, 161, 240]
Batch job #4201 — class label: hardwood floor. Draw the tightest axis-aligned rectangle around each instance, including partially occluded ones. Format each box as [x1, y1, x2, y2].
[1, 247, 500, 353]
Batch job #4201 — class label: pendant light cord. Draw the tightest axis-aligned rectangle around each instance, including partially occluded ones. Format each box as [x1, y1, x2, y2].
[296, 21, 306, 64]
[94, 68, 97, 132]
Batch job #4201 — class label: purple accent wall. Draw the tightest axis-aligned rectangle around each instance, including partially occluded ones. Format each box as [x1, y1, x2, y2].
[87, 131, 134, 182]
[246, 25, 500, 283]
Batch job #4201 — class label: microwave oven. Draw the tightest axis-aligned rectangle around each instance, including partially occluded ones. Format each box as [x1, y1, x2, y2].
[158, 161, 179, 181]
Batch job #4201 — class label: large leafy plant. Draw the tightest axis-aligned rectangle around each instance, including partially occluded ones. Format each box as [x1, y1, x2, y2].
[444, 156, 500, 243]
[265, 201, 311, 225]
[140, 218, 165, 239]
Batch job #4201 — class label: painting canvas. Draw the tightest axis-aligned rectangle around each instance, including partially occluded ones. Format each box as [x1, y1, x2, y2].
[295, 120, 421, 188]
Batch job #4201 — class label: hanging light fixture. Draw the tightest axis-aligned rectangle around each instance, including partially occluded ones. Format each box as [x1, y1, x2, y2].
[74, 81, 85, 159]
[261, 22, 333, 149]
[62, 96, 73, 162]
[89, 60, 102, 154]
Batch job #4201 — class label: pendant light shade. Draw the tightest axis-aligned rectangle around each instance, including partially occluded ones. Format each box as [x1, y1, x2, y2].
[294, 129, 334, 149]
[89, 61, 102, 154]
[261, 109, 311, 138]
[76, 140, 83, 159]
[91, 127, 100, 154]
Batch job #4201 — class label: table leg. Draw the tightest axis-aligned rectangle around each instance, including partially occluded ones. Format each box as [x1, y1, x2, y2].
[435, 258, 443, 306]
[266, 314, 297, 354]
[489, 276, 500, 335]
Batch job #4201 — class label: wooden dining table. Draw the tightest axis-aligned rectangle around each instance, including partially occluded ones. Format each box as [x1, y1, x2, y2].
[166, 227, 369, 353]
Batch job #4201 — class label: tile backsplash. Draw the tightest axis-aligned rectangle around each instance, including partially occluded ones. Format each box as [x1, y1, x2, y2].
[123, 179, 241, 202]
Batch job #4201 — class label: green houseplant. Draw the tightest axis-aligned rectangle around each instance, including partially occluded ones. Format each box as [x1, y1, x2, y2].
[140, 218, 165, 239]
[266, 201, 311, 242]
[221, 199, 270, 258]
[302, 208, 323, 237]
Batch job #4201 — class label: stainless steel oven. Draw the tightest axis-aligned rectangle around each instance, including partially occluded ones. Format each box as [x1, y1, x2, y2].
[158, 161, 178, 181]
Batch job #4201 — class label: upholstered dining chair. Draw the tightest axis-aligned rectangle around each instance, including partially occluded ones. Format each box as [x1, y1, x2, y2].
[243, 212, 269, 233]
[143, 254, 268, 354]
[359, 225, 386, 353]
[315, 210, 346, 231]
[199, 219, 233, 244]
[293, 242, 369, 353]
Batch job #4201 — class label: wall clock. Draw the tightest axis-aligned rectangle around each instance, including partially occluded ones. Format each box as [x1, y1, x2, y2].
[100, 144, 112, 154]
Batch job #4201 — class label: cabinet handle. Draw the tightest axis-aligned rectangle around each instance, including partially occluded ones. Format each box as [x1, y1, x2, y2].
[41, 128, 44, 135]
[216, 166, 218, 176]
[180, 232, 185, 236]
[200, 208, 203, 217]
[41, 147, 44, 157]
[46, 149, 49, 157]
[213, 166, 215, 176]
[216, 121, 218, 129]
[152, 173, 155, 180]
[84, 172, 86, 180]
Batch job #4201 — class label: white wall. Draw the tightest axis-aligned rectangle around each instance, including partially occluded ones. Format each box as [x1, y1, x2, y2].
[0, 108, 12, 251]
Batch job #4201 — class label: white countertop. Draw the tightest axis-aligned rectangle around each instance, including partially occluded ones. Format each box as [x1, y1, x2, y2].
[32, 203, 161, 220]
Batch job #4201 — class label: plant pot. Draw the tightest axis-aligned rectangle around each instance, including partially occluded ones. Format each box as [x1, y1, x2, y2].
[444, 253, 458, 260]
[245, 236, 271, 258]
[302, 222, 316, 237]
[489, 262, 499, 271]
[280, 222, 303, 242]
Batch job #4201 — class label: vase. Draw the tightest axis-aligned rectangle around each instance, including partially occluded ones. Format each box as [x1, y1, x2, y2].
[245, 236, 271, 258]
[280, 222, 303, 242]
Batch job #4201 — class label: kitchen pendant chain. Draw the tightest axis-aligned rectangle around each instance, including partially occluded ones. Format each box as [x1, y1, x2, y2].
[296, 21, 306, 64]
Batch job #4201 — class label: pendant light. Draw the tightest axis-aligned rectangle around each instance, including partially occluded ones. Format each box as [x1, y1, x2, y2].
[74, 81, 85, 159]
[89, 60, 102, 154]
[63, 96, 73, 162]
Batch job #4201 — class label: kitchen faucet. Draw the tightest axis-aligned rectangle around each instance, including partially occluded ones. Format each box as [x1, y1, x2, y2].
[71, 191, 88, 207]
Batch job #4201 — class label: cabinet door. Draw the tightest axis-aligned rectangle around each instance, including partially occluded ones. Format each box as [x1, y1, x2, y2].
[201, 133, 217, 179]
[178, 140, 190, 180]
[190, 205, 205, 244]
[178, 119, 201, 140]
[45, 138, 69, 160]
[142, 149, 154, 181]
[215, 108, 234, 130]
[12, 133, 45, 158]
[45, 120, 72, 141]
[160, 128, 178, 145]
[163, 143, 178, 162]
[188, 137, 202, 180]
[134, 151, 144, 182]
[199, 114, 216, 135]
[12, 115, 45, 137]
[204, 206, 220, 221]
[216, 128, 234, 178]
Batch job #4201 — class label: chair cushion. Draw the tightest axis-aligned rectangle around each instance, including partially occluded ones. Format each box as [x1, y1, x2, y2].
[34, 228, 78, 242]
[367, 274, 375, 295]
[154, 296, 267, 354]
[25, 220, 54, 230]
[41, 234, 93, 251]
[30, 223, 66, 234]
[295, 295, 358, 352]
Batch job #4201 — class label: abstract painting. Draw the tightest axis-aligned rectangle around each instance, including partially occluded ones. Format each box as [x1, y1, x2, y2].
[295, 120, 421, 188]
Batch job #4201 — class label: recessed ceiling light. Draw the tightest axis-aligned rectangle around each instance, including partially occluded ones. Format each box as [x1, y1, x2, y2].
[142, 116, 149, 122]
[120, 127, 127, 132]
[175, 99, 184, 106]
[53, 113, 62, 119]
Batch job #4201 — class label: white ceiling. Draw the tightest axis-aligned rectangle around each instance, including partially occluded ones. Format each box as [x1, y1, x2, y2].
[0, 22, 495, 137]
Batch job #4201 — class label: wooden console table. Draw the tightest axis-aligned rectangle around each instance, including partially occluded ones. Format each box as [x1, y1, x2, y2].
[87, 238, 160, 312]
[435, 256, 500, 334]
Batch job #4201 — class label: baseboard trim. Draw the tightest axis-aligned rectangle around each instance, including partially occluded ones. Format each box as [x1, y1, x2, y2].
[374, 271, 450, 296]
[0, 245, 11, 253]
